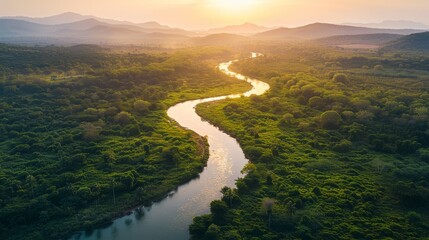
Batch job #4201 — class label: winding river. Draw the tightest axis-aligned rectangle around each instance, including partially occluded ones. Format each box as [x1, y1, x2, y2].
[72, 53, 270, 240]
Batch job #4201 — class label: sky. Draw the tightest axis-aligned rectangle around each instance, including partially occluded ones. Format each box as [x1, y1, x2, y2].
[0, 0, 428, 29]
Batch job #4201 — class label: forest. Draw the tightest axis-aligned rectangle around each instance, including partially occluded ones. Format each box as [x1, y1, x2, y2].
[1, 41, 428, 240]
[190, 44, 429, 239]
[0, 44, 251, 240]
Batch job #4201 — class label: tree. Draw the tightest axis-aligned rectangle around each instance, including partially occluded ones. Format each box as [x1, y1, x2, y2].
[285, 200, 297, 216]
[111, 178, 116, 205]
[355, 110, 374, 123]
[121, 172, 136, 189]
[221, 186, 236, 207]
[308, 96, 325, 110]
[281, 113, 294, 125]
[115, 111, 132, 124]
[163, 147, 180, 165]
[301, 84, 320, 102]
[103, 150, 117, 165]
[80, 122, 102, 141]
[262, 198, 276, 228]
[320, 110, 342, 129]
[26, 175, 36, 197]
[205, 224, 221, 240]
[342, 110, 355, 121]
[334, 139, 353, 153]
[92, 184, 102, 207]
[104, 106, 118, 117]
[136, 187, 144, 203]
[210, 200, 228, 223]
[332, 73, 349, 84]
[143, 144, 150, 154]
[133, 100, 151, 114]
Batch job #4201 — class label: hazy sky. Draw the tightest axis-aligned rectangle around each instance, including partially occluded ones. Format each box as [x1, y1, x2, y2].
[0, 0, 428, 29]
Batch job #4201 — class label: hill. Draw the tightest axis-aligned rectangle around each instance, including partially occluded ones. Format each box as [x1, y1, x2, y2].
[0, 12, 89, 25]
[382, 32, 429, 52]
[0, 19, 53, 36]
[255, 23, 424, 39]
[316, 33, 402, 47]
[0, 18, 190, 45]
[344, 20, 429, 30]
[0, 12, 195, 37]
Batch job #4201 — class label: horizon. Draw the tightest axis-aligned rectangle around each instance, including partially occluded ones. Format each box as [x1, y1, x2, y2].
[1, 11, 429, 31]
[1, 0, 429, 29]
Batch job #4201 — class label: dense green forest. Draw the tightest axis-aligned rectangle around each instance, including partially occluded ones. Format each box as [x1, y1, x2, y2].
[190, 45, 429, 239]
[0, 44, 251, 240]
[2, 42, 429, 240]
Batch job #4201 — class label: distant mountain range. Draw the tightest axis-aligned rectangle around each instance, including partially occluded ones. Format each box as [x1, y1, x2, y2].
[1, 12, 90, 25]
[255, 23, 424, 40]
[1, 12, 174, 30]
[0, 14, 194, 45]
[344, 20, 429, 30]
[0, 12, 428, 47]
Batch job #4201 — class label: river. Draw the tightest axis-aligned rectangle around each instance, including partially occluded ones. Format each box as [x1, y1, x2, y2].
[71, 52, 270, 240]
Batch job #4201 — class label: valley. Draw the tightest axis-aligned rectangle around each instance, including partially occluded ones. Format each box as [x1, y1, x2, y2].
[0, 5, 429, 240]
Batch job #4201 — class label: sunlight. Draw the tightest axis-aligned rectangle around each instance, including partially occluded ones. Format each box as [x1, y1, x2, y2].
[207, 0, 260, 13]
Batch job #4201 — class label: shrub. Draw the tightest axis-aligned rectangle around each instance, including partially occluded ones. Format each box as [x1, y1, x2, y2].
[133, 100, 151, 114]
[280, 113, 294, 125]
[308, 96, 325, 109]
[407, 211, 422, 224]
[301, 84, 320, 101]
[334, 139, 352, 153]
[205, 224, 221, 240]
[396, 140, 420, 154]
[80, 122, 102, 141]
[320, 111, 342, 129]
[10, 144, 31, 154]
[418, 149, 429, 163]
[189, 215, 212, 237]
[341, 111, 354, 120]
[332, 73, 349, 84]
[374, 65, 384, 71]
[210, 200, 228, 223]
[244, 146, 265, 160]
[115, 111, 132, 124]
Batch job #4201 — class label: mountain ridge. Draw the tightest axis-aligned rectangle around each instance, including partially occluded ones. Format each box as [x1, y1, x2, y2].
[344, 20, 429, 30]
[0, 12, 193, 35]
[0, 18, 191, 45]
[255, 22, 425, 39]
[315, 33, 403, 47]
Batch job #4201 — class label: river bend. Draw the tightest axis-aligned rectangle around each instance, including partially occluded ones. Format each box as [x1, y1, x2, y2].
[72, 52, 270, 240]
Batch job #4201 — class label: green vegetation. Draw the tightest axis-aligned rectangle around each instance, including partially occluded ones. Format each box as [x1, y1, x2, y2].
[382, 32, 429, 52]
[191, 44, 429, 239]
[0, 44, 251, 240]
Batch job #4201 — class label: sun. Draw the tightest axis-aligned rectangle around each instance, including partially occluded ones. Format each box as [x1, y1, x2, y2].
[207, 0, 259, 13]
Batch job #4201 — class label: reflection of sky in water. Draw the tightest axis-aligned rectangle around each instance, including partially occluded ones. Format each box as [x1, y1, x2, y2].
[71, 53, 270, 240]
